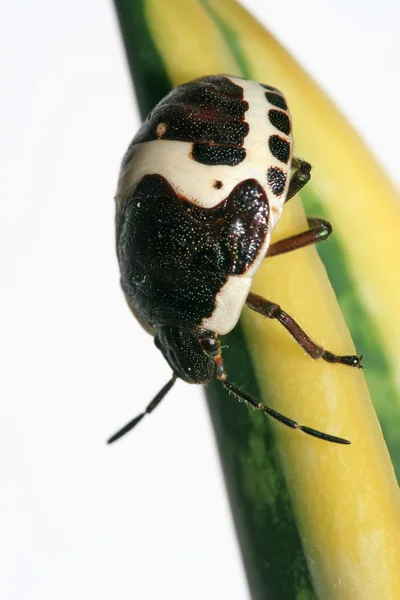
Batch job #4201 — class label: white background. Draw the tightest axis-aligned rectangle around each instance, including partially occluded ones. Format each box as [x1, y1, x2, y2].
[1, 1, 399, 599]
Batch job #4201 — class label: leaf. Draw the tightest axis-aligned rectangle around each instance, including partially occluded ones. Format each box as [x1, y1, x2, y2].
[113, 1, 400, 598]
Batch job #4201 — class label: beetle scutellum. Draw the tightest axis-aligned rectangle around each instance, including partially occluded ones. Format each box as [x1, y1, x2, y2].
[108, 75, 362, 445]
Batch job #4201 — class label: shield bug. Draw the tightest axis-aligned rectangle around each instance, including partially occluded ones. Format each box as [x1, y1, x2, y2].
[108, 75, 362, 445]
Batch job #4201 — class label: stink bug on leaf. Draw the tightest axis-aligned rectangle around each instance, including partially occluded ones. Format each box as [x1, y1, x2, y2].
[108, 75, 362, 445]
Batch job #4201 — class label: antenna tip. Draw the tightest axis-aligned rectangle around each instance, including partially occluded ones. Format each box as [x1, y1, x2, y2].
[106, 412, 146, 445]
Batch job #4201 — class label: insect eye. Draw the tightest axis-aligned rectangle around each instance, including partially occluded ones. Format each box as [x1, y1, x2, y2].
[200, 338, 219, 355]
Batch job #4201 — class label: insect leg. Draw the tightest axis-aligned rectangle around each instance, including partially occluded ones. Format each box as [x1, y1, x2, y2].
[286, 158, 312, 201]
[107, 375, 177, 444]
[246, 292, 363, 368]
[266, 217, 332, 257]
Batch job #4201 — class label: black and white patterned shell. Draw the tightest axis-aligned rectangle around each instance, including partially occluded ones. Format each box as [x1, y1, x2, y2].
[115, 74, 293, 337]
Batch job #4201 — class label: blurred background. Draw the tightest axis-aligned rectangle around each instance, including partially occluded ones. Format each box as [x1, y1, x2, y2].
[1, 1, 399, 598]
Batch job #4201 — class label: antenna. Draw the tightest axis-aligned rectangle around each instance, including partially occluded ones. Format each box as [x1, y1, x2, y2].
[222, 380, 350, 445]
[107, 375, 177, 444]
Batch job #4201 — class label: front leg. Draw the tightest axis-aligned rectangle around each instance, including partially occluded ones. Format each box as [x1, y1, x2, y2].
[286, 157, 312, 201]
[246, 292, 363, 368]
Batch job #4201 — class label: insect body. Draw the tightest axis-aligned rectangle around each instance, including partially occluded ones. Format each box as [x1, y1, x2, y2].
[109, 75, 362, 445]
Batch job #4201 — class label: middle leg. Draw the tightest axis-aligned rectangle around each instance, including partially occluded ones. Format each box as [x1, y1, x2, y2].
[267, 217, 332, 258]
[246, 292, 363, 368]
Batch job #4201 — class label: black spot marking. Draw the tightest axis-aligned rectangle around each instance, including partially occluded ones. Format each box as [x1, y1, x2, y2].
[133, 76, 249, 147]
[192, 143, 246, 166]
[261, 84, 280, 92]
[195, 75, 245, 98]
[267, 166, 287, 196]
[224, 179, 270, 273]
[268, 110, 291, 135]
[214, 180, 223, 189]
[265, 92, 287, 110]
[269, 135, 290, 164]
